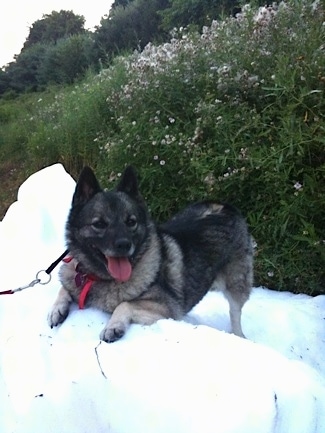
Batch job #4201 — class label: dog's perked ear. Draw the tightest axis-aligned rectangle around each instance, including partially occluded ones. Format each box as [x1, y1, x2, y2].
[72, 166, 102, 206]
[116, 165, 139, 198]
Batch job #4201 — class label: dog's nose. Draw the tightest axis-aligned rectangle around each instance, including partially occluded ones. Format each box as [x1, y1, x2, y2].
[114, 238, 132, 255]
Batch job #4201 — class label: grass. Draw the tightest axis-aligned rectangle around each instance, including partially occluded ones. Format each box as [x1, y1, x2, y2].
[0, 0, 324, 294]
[0, 95, 35, 217]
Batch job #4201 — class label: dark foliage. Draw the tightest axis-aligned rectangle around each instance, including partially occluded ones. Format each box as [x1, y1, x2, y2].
[23, 10, 85, 49]
[94, 0, 169, 61]
[1, 0, 244, 95]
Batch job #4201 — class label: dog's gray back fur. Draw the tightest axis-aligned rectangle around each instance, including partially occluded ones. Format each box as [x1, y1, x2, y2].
[49, 166, 253, 342]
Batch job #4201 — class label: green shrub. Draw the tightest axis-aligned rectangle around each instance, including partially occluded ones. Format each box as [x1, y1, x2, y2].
[0, 96, 35, 162]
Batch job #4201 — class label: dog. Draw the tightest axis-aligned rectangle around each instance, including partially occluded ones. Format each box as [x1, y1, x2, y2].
[48, 166, 253, 342]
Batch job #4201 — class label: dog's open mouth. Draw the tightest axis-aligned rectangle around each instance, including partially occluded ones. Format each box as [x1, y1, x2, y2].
[107, 256, 132, 282]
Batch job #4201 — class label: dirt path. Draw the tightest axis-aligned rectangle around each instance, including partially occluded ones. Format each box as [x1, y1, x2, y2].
[0, 160, 27, 220]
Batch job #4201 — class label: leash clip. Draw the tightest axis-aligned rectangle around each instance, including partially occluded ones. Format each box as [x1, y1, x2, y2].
[12, 271, 51, 294]
[12, 278, 41, 293]
[2, 271, 52, 295]
[0, 250, 67, 296]
[0, 270, 52, 295]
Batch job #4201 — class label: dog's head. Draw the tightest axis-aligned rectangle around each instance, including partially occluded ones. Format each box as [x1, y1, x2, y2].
[66, 166, 150, 282]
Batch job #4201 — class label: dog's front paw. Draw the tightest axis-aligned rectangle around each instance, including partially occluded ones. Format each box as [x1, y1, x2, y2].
[100, 322, 126, 343]
[48, 303, 70, 328]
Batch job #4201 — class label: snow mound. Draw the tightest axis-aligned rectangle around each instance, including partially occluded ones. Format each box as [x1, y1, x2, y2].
[0, 164, 324, 433]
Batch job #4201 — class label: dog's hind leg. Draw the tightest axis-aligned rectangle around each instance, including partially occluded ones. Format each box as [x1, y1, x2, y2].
[100, 300, 170, 343]
[223, 291, 247, 338]
[222, 260, 253, 338]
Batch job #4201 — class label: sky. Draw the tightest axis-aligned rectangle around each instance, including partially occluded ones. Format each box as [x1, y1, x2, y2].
[0, 0, 114, 68]
[0, 164, 324, 433]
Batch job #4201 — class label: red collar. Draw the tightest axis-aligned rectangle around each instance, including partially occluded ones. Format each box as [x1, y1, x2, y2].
[63, 256, 99, 309]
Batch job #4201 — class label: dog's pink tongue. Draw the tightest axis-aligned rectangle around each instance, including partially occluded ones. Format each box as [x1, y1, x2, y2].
[107, 257, 132, 282]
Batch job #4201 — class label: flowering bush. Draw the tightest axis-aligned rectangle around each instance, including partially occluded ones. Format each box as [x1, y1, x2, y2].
[27, 0, 324, 294]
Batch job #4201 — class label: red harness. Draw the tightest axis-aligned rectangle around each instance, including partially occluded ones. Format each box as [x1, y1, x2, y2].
[78, 278, 95, 309]
[63, 257, 99, 309]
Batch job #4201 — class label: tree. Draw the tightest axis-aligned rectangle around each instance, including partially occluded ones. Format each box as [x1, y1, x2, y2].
[23, 10, 85, 50]
[111, 0, 135, 8]
[94, 0, 169, 61]
[160, 0, 238, 31]
[0, 10, 88, 94]
[0, 69, 10, 95]
[5, 44, 47, 92]
[39, 34, 95, 85]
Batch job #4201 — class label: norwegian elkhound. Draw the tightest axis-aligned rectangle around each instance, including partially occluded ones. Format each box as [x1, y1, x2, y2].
[48, 166, 253, 342]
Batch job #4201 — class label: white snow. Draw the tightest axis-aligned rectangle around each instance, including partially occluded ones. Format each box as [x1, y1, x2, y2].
[0, 163, 324, 433]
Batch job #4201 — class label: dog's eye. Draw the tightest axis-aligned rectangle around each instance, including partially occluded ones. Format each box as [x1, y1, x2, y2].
[126, 215, 137, 229]
[91, 219, 107, 230]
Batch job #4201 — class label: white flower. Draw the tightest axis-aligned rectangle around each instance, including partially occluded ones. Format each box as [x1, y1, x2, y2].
[294, 182, 303, 190]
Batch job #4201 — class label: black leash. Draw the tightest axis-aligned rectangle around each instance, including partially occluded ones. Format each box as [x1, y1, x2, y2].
[0, 249, 69, 295]
[45, 249, 69, 275]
